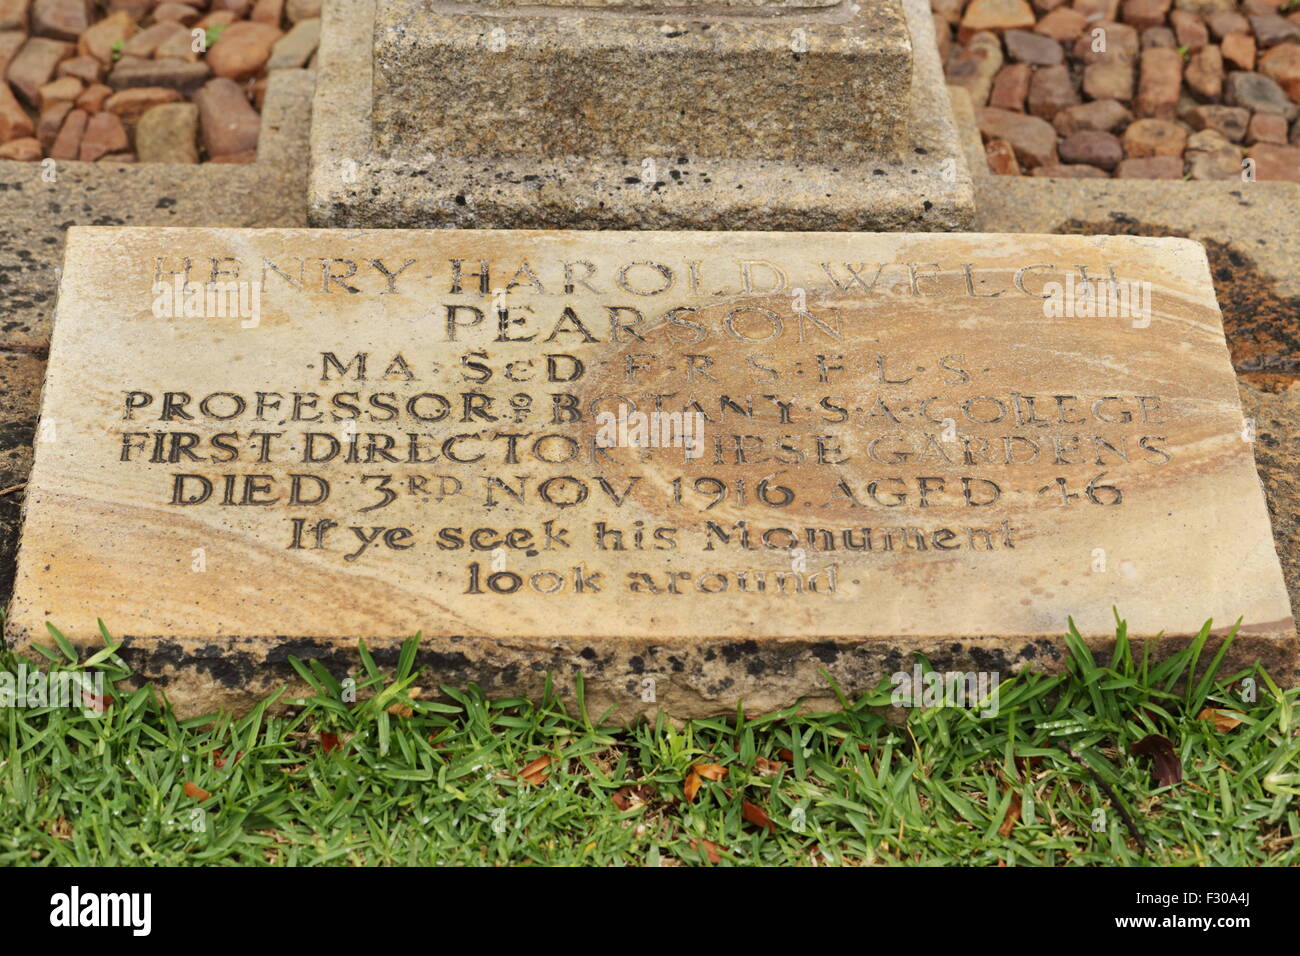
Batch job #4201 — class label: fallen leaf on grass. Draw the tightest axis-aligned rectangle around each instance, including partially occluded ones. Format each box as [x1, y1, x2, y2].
[689, 839, 721, 863]
[998, 792, 1022, 838]
[742, 799, 777, 833]
[387, 686, 423, 718]
[754, 756, 785, 776]
[183, 782, 211, 802]
[1129, 734, 1182, 788]
[611, 785, 655, 811]
[693, 762, 727, 782]
[1198, 708, 1245, 733]
[212, 748, 244, 769]
[778, 748, 795, 762]
[684, 770, 702, 803]
[520, 755, 551, 785]
[44, 817, 73, 840]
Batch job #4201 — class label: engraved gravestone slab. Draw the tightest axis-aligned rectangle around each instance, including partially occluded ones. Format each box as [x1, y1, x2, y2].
[6, 227, 1294, 717]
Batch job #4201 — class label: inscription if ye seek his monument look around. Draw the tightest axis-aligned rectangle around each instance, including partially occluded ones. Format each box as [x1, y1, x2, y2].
[6, 228, 1293, 716]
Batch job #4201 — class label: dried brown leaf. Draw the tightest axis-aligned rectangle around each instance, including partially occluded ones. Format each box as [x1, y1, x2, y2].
[612, 784, 654, 811]
[212, 748, 244, 769]
[183, 781, 211, 802]
[520, 755, 552, 785]
[693, 762, 727, 782]
[742, 799, 776, 833]
[45, 817, 73, 840]
[998, 791, 1022, 838]
[684, 770, 702, 803]
[1129, 733, 1182, 788]
[689, 838, 721, 864]
[754, 756, 785, 776]
[1198, 708, 1245, 733]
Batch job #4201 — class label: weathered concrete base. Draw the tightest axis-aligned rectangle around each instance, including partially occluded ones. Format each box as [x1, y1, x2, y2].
[309, 0, 975, 231]
[1240, 381, 1300, 629]
[372, 0, 914, 161]
[29, 628, 1297, 721]
[0, 353, 41, 611]
[0, 69, 316, 351]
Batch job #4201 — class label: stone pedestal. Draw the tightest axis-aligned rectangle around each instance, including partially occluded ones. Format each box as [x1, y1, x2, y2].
[374, 0, 912, 162]
[309, 0, 975, 230]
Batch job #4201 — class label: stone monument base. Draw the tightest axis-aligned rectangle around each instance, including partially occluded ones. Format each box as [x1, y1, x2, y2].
[309, 0, 975, 231]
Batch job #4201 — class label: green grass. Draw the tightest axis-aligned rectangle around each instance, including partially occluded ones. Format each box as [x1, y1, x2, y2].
[0, 616, 1296, 866]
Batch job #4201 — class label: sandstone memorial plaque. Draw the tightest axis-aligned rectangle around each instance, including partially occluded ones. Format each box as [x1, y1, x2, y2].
[308, 0, 975, 231]
[6, 226, 1294, 717]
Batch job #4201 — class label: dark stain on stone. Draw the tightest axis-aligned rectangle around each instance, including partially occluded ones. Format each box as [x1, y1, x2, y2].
[968, 646, 1006, 671]
[721, 640, 759, 664]
[193, 644, 258, 687]
[0, 419, 35, 447]
[810, 641, 839, 663]
[265, 637, 336, 664]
